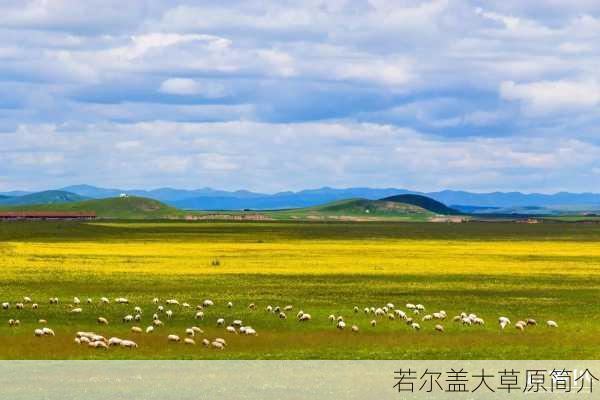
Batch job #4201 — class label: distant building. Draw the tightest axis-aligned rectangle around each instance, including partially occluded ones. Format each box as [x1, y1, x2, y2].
[119, 193, 129, 198]
[0, 211, 96, 221]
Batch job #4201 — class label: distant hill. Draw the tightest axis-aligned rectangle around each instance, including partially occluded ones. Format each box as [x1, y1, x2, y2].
[0, 196, 184, 219]
[0, 190, 87, 206]
[381, 194, 459, 215]
[268, 198, 434, 221]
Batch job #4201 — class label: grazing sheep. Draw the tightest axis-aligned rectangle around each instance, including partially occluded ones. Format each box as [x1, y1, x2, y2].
[183, 302, 191, 308]
[211, 341, 224, 350]
[42, 327, 55, 336]
[185, 328, 195, 336]
[115, 297, 129, 304]
[266, 305, 273, 312]
[227, 302, 233, 308]
[165, 310, 173, 319]
[244, 327, 257, 336]
[108, 337, 122, 346]
[23, 296, 31, 303]
[100, 297, 110, 304]
[547, 320, 558, 328]
[498, 317, 511, 325]
[435, 324, 444, 332]
[153, 319, 163, 327]
[232, 320, 243, 327]
[515, 322, 525, 331]
[382, 306, 389, 313]
[73, 297, 80, 305]
[134, 314, 141, 321]
[191, 326, 203, 334]
[386, 303, 395, 309]
[97, 317, 109, 325]
[337, 315, 344, 322]
[120, 340, 138, 349]
[2, 302, 9, 310]
[473, 318, 485, 326]
[34, 328, 44, 337]
[123, 315, 133, 323]
[131, 326, 143, 333]
[195, 311, 204, 320]
[167, 334, 181, 342]
[374, 308, 385, 316]
[452, 315, 461, 322]
[71, 308, 82, 313]
[336, 320, 346, 330]
[433, 312, 446, 320]
[214, 338, 226, 346]
[157, 306, 164, 313]
[184, 338, 195, 345]
[38, 319, 47, 324]
[461, 317, 472, 326]
[166, 299, 179, 305]
[328, 314, 335, 321]
[203, 299, 214, 307]
[422, 314, 433, 321]
[405, 317, 413, 325]
[363, 307, 370, 314]
[248, 303, 256, 310]
[152, 313, 159, 321]
[394, 310, 407, 319]
[388, 313, 395, 320]
[499, 321, 509, 330]
[153, 297, 159, 304]
[353, 306, 359, 313]
[134, 306, 142, 314]
[15, 303, 24, 310]
[299, 313, 311, 322]
[284, 305, 293, 311]
[226, 326, 237, 334]
[8, 319, 17, 327]
[527, 319, 537, 326]
[406, 303, 415, 310]
[351, 325, 359, 333]
[146, 326, 154, 334]
[74, 338, 81, 344]
[90, 341, 108, 350]
[86, 298, 92, 304]
[279, 312, 287, 320]
[411, 323, 421, 331]
[216, 318, 225, 326]
[416, 304, 425, 311]
[32, 303, 38, 310]
[370, 320, 377, 327]
[202, 339, 210, 347]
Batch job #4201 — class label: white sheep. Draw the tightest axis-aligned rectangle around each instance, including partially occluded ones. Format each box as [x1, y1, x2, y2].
[23, 296, 32, 303]
[374, 308, 385, 316]
[100, 297, 110, 304]
[214, 338, 226, 346]
[216, 318, 225, 326]
[34, 328, 44, 337]
[435, 324, 444, 332]
[38, 319, 47, 324]
[120, 340, 138, 349]
[166, 299, 179, 305]
[232, 320, 243, 327]
[226, 326, 237, 334]
[90, 341, 108, 350]
[279, 312, 287, 319]
[153, 319, 163, 327]
[115, 297, 129, 304]
[406, 303, 416, 310]
[167, 334, 181, 342]
[134, 314, 141, 321]
[71, 308, 82, 313]
[32, 303, 38, 309]
[123, 315, 133, 323]
[134, 306, 142, 314]
[152, 297, 159, 304]
[191, 326, 203, 334]
[86, 298, 92, 304]
[15, 303, 24, 310]
[547, 320, 558, 328]
[422, 314, 433, 321]
[244, 327, 257, 336]
[416, 304, 425, 311]
[146, 326, 154, 334]
[202, 339, 210, 346]
[411, 323, 421, 331]
[284, 305, 293, 311]
[227, 302, 233, 308]
[165, 310, 173, 319]
[370, 320, 377, 327]
[351, 325, 359, 333]
[248, 303, 256, 310]
[266, 305, 273, 312]
[394, 310, 407, 319]
[195, 311, 204, 320]
[73, 297, 80, 305]
[108, 337, 122, 346]
[211, 341, 224, 350]
[336, 320, 346, 330]
[386, 303, 395, 309]
[299, 313, 311, 322]
[131, 326, 143, 333]
[328, 314, 335, 321]
[527, 319, 537, 326]
[2, 302, 10, 309]
[203, 299, 214, 307]
[157, 305, 164, 312]
[97, 317, 108, 325]
[185, 328, 195, 336]
[42, 327, 55, 336]
[184, 338, 195, 345]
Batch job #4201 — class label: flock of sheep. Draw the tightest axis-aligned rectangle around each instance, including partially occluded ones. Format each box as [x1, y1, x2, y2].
[2, 296, 558, 352]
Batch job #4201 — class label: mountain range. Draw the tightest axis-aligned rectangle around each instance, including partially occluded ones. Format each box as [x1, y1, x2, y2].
[2, 184, 600, 211]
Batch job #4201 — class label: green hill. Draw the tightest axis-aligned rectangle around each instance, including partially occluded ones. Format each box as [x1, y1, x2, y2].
[0, 190, 87, 206]
[380, 194, 459, 215]
[267, 198, 434, 220]
[0, 196, 185, 219]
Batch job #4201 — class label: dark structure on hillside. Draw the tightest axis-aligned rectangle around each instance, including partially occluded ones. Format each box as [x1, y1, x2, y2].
[0, 211, 96, 221]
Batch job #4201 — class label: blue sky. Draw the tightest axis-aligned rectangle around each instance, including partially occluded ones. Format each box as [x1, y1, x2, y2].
[2, 0, 600, 193]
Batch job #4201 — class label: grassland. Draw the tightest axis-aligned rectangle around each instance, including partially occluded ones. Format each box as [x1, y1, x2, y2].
[0, 221, 599, 359]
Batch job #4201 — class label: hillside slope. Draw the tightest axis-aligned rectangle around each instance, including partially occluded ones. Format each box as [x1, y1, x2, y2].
[381, 194, 459, 215]
[0, 190, 87, 206]
[0, 196, 184, 219]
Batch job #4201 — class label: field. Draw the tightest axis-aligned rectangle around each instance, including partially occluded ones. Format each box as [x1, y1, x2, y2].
[0, 220, 599, 359]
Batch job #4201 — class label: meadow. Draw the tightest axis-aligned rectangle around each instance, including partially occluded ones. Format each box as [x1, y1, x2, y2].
[0, 220, 599, 359]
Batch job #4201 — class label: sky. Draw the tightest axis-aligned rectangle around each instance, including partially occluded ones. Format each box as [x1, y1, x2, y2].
[1, 0, 600, 193]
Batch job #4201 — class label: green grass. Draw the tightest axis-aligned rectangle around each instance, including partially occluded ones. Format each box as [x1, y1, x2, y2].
[0, 221, 599, 359]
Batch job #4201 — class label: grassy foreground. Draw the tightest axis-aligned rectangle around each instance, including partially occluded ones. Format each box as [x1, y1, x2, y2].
[0, 221, 599, 359]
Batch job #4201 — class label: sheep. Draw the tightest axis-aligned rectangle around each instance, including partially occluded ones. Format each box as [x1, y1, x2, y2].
[167, 334, 181, 342]
[266, 305, 273, 312]
[120, 340, 138, 349]
[152, 319, 163, 327]
[336, 320, 346, 330]
[473, 318, 485, 326]
[452, 315, 461, 322]
[433, 312, 446, 320]
[131, 326, 143, 333]
[191, 326, 203, 334]
[34, 328, 44, 337]
[461, 317, 472, 326]
[248, 303, 256, 310]
[49, 297, 59, 304]
[202, 299, 214, 307]
[100, 297, 110, 304]
[382, 306, 389, 313]
[527, 318, 537, 326]
[152, 313, 159, 321]
[216, 318, 225, 326]
[279, 312, 287, 320]
[328, 314, 335, 321]
[547, 320, 558, 328]
[145, 326, 154, 334]
[284, 305, 293, 311]
[79, 336, 90, 344]
[38, 319, 47, 324]
[411, 323, 421, 331]
[157, 306, 164, 313]
[134, 306, 142, 314]
[123, 315, 134, 323]
[363, 307, 370, 314]
[74, 338, 81, 344]
[515, 322, 525, 331]
[299, 313, 311, 322]
[226, 326, 237, 334]
[388, 313, 395, 320]
[86, 298, 93, 304]
[32, 303, 38, 310]
[370, 320, 377, 327]
[202, 339, 210, 347]
[165, 310, 173, 319]
[152, 297, 159, 304]
[91, 334, 106, 342]
[214, 338, 227, 346]
[227, 302, 233, 308]
[416, 304, 425, 311]
[498, 317, 511, 325]
[406, 303, 416, 310]
[166, 299, 179, 305]
[232, 320, 243, 327]
[351, 325, 359, 333]
[2, 302, 9, 310]
[405, 317, 414, 325]
[435, 324, 444, 333]
[97, 317, 109, 325]
[374, 308, 385, 317]
[8, 319, 19, 327]
[108, 337, 122, 346]
[71, 308, 82, 313]
[386, 303, 395, 309]
[394, 310, 407, 319]
[337, 315, 344, 322]
[499, 321, 509, 330]
[211, 341, 224, 350]
[184, 338, 196, 345]
[115, 297, 129, 304]
[244, 327, 257, 336]
[185, 328, 195, 336]
[422, 314, 433, 321]
[195, 311, 204, 320]
[42, 327, 55, 336]
[353, 306, 359, 313]
[90, 341, 108, 350]
[134, 314, 141, 321]
[73, 297, 80, 305]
